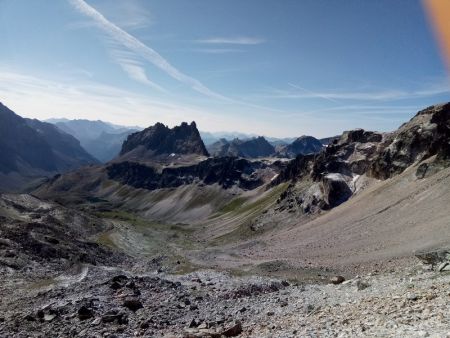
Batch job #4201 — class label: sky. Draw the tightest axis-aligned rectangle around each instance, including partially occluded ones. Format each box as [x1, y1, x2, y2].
[0, 0, 449, 138]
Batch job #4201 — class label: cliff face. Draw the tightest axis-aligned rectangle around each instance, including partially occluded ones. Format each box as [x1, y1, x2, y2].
[370, 103, 450, 179]
[273, 103, 450, 214]
[106, 157, 266, 191]
[120, 122, 209, 158]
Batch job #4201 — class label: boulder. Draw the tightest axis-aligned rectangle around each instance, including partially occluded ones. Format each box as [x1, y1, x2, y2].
[330, 276, 346, 284]
[101, 310, 128, 324]
[356, 280, 370, 291]
[322, 174, 352, 208]
[77, 306, 94, 320]
[109, 275, 129, 290]
[221, 321, 243, 337]
[415, 249, 450, 270]
[122, 298, 143, 312]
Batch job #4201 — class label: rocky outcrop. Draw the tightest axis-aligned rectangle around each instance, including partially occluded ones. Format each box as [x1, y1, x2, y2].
[271, 154, 314, 186]
[370, 103, 450, 179]
[319, 136, 340, 146]
[415, 248, 450, 270]
[273, 103, 450, 215]
[208, 137, 275, 158]
[106, 157, 266, 190]
[120, 121, 209, 157]
[338, 129, 382, 145]
[273, 129, 384, 212]
[321, 173, 353, 208]
[277, 136, 323, 158]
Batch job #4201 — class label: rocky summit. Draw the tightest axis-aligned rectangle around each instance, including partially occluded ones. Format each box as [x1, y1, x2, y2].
[120, 121, 209, 160]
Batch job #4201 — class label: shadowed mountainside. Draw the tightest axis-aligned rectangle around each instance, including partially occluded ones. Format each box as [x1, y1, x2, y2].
[0, 103, 98, 192]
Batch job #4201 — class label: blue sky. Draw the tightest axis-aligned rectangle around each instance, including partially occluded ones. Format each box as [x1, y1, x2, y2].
[0, 0, 449, 137]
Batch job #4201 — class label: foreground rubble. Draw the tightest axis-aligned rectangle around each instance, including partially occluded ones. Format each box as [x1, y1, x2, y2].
[1, 258, 450, 337]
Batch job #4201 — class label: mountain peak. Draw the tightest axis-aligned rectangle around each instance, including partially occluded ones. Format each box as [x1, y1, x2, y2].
[120, 121, 209, 158]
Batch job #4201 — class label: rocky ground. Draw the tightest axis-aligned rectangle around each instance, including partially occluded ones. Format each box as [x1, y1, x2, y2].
[1, 255, 450, 337]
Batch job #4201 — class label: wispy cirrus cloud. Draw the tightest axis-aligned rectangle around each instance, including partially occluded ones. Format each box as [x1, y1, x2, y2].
[195, 37, 266, 45]
[68, 0, 229, 100]
[109, 47, 166, 92]
[0, 69, 220, 128]
[258, 82, 450, 102]
[0, 69, 284, 136]
[118, 60, 166, 92]
[192, 48, 243, 54]
[99, 0, 152, 30]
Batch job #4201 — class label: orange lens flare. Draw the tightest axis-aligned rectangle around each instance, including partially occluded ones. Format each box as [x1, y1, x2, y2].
[423, 0, 450, 73]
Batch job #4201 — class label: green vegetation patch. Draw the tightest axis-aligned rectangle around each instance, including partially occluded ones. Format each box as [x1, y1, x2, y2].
[217, 196, 248, 214]
[209, 183, 288, 245]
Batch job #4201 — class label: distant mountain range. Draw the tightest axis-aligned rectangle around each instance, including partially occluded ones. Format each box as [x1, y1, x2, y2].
[47, 119, 140, 162]
[200, 131, 298, 146]
[48, 120, 330, 161]
[208, 135, 324, 158]
[0, 103, 337, 193]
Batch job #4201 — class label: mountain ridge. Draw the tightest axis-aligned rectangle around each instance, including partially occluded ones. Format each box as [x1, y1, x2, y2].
[119, 121, 209, 160]
[0, 102, 98, 192]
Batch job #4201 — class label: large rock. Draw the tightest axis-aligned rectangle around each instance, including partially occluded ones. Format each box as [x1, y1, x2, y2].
[221, 321, 243, 337]
[415, 248, 450, 270]
[338, 129, 382, 145]
[330, 276, 345, 284]
[321, 174, 353, 208]
[122, 297, 143, 312]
